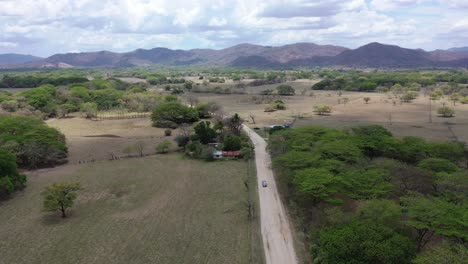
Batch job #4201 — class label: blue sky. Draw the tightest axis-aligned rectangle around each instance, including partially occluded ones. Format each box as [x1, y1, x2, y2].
[0, 0, 467, 57]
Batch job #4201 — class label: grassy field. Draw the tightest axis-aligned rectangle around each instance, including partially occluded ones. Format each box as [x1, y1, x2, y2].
[46, 118, 177, 163]
[188, 86, 468, 143]
[0, 154, 263, 264]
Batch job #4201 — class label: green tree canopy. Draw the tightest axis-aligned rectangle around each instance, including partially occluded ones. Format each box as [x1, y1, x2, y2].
[316, 220, 415, 264]
[41, 182, 82, 218]
[151, 102, 199, 128]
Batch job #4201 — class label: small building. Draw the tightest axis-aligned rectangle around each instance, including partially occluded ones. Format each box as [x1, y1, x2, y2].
[222, 151, 241, 158]
[212, 150, 241, 159]
[213, 150, 223, 159]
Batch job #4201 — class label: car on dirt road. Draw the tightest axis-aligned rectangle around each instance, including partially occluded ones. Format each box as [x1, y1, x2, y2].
[262, 180, 267, 187]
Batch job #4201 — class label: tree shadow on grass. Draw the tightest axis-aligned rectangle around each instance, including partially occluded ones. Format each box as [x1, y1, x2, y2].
[40, 212, 75, 226]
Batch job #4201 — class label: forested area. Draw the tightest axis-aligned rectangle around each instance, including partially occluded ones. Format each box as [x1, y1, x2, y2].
[270, 125, 467, 263]
[312, 71, 468, 92]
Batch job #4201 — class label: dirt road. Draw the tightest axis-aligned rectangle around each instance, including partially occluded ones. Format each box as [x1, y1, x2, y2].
[243, 125, 298, 264]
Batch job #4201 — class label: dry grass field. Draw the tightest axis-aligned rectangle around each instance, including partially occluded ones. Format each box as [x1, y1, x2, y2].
[46, 118, 176, 163]
[0, 154, 263, 264]
[188, 82, 468, 143]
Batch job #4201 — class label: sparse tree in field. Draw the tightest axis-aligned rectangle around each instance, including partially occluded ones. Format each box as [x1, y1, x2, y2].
[400, 92, 418, 102]
[449, 93, 460, 106]
[41, 182, 81, 218]
[249, 113, 256, 124]
[363, 97, 371, 104]
[430, 89, 443, 101]
[437, 106, 455, 118]
[343, 97, 349, 105]
[156, 140, 172, 154]
[276, 84, 295, 96]
[338, 91, 342, 97]
[135, 141, 145, 157]
[313, 104, 332, 115]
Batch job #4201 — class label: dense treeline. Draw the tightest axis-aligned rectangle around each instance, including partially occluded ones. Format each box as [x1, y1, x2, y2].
[270, 125, 467, 263]
[0, 77, 161, 117]
[0, 74, 88, 88]
[312, 71, 468, 92]
[0, 116, 68, 169]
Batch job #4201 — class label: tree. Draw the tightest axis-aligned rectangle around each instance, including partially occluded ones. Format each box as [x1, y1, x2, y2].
[41, 182, 81, 218]
[224, 113, 243, 136]
[413, 242, 468, 264]
[313, 104, 332, 115]
[340, 168, 393, 199]
[223, 134, 242, 151]
[363, 97, 371, 104]
[174, 135, 190, 150]
[437, 106, 455, 117]
[156, 140, 172, 154]
[418, 158, 459, 173]
[401, 92, 418, 102]
[80, 102, 98, 118]
[276, 84, 295, 95]
[193, 121, 216, 144]
[0, 149, 26, 198]
[401, 194, 468, 248]
[293, 168, 341, 205]
[151, 102, 199, 128]
[357, 199, 401, 227]
[315, 221, 415, 264]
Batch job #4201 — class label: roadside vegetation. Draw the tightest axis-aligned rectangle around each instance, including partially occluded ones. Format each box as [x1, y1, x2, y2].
[270, 125, 467, 263]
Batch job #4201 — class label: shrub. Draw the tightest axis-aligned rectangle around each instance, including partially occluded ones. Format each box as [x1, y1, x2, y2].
[313, 104, 332, 115]
[156, 140, 172, 154]
[418, 158, 459, 173]
[276, 85, 295, 95]
[164, 129, 172, 136]
[223, 134, 242, 151]
[0, 149, 26, 198]
[437, 106, 455, 117]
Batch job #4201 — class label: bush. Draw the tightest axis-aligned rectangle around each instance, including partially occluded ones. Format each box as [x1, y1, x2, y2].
[223, 134, 242, 151]
[418, 158, 459, 173]
[156, 140, 172, 154]
[313, 104, 332, 115]
[164, 129, 172, 136]
[151, 102, 199, 128]
[437, 106, 455, 117]
[276, 85, 295, 95]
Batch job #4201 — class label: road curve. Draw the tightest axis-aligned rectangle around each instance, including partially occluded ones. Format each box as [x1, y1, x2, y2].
[243, 125, 298, 264]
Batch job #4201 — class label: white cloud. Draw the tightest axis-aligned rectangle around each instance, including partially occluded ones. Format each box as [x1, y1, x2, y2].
[0, 42, 18, 48]
[208, 17, 227, 27]
[0, 0, 466, 55]
[371, 0, 426, 11]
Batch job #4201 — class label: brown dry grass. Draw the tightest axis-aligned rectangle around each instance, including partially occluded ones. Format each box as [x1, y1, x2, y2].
[188, 84, 468, 142]
[0, 154, 263, 264]
[46, 117, 177, 163]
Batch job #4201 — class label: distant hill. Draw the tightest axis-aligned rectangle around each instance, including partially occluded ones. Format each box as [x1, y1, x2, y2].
[448, 47, 468, 52]
[2, 42, 468, 69]
[0, 53, 43, 65]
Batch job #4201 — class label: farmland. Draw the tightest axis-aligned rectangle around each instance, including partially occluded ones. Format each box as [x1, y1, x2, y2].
[0, 154, 263, 264]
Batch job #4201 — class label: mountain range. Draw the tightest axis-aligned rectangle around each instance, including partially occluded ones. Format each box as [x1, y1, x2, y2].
[0, 54, 43, 65]
[1, 43, 468, 69]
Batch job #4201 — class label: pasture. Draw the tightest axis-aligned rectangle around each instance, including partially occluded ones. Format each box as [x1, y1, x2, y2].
[0, 154, 263, 264]
[187, 81, 468, 143]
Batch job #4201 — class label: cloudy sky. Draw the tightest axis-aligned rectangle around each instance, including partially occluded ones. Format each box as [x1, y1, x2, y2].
[0, 0, 467, 57]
